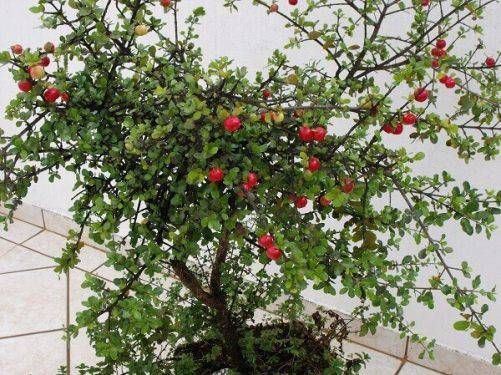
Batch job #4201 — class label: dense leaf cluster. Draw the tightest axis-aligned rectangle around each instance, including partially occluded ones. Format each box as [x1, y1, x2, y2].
[1, 0, 500, 373]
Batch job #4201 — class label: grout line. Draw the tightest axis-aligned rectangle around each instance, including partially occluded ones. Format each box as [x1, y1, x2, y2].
[20, 228, 45, 245]
[41, 209, 47, 229]
[346, 338, 448, 375]
[0, 265, 55, 276]
[0, 327, 65, 341]
[66, 270, 71, 375]
[394, 360, 406, 375]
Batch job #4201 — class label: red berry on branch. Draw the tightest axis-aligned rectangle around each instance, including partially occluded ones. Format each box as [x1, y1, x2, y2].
[485, 57, 496, 68]
[262, 89, 271, 99]
[11, 44, 23, 54]
[160, 0, 171, 7]
[431, 59, 440, 69]
[436, 39, 446, 49]
[43, 87, 61, 103]
[319, 195, 331, 207]
[422, 0, 430, 6]
[246, 172, 259, 187]
[312, 127, 327, 141]
[382, 123, 394, 134]
[298, 126, 314, 142]
[295, 196, 308, 209]
[29, 65, 45, 80]
[259, 234, 274, 249]
[392, 122, 404, 135]
[308, 157, 321, 172]
[341, 178, 355, 194]
[414, 88, 429, 102]
[208, 167, 224, 183]
[40, 56, 50, 67]
[289, 0, 298, 5]
[439, 75, 449, 84]
[61, 92, 70, 102]
[18, 80, 33, 92]
[402, 112, 417, 125]
[270, 3, 279, 12]
[445, 77, 456, 88]
[431, 47, 441, 57]
[223, 115, 241, 132]
[266, 246, 282, 261]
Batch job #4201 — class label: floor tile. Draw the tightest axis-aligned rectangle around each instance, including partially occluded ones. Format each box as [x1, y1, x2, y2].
[398, 362, 441, 374]
[0, 238, 16, 257]
[0, 219, 42, 244]
[23, 231, 107, 271]
[71, 328, 100, 371]
[0, 268, 66, 337]
[407, 341, 501, 374]
[0, 246, 55, 274]
[10, 204, 45, 227]
[344, 341, 402, 375]
[0, 331, 67, 374]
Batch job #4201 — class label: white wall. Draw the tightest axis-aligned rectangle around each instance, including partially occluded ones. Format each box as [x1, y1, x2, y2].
[1, 0, 500, 361]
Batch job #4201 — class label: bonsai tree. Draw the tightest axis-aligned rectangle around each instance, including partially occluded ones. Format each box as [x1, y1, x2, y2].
[1, 0, 500, 373]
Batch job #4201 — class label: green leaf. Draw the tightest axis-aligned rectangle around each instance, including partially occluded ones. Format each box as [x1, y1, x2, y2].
[453, 321, 470, 331]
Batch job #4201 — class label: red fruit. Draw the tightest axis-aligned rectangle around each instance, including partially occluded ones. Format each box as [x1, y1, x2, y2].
[246, 172, 259, 187]
[414, 88, 429, 102]
[40, 55, 50, 67]
[308, 157, 321, 172]
[208, 167, 224, 183]
[422, 0, 430, 6]
[382, 123, 394, 134]
[44, 42, 55, 53]
[270, 3, 279, 12]
[298, 126, 314, 142]
[11, 44, 23, 54]
[243, 182, 252, 192]
[485, 57, 496, 68]
[29, 65, 45, 80]
[260, 112, 268, 122]
[402, 112, 417, 125]
[60, 92, 70, 102]
[295, 196, 308, 209]
[18, 80, 33, 93]
[436, 39, 446, 49]
[341, 178, 355, 194]
[262, 89, 271, 99]
[431, 59, 440, 69]
[431, 47, 441, 57]
[266, 246, 282, 261]
[43, 87, 60, 103]
[319, 195, 331, 207]
[160, 0, 171, 7]
[312, 127, 327, 142]
[258, 234, 274, 249]
[223, 115, 241, 132]
[444, 77, 456, 89]
[439, 75, 449, 84]
[393, 123, 404, 135]
[289, 0, 298, 5]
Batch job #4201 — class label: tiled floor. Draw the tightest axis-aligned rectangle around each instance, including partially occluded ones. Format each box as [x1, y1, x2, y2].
[0, 217, 456, 374]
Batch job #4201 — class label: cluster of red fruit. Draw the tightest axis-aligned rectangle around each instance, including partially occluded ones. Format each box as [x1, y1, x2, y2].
[298, 125, 327, 142]
[383, 112, 417, 135]
[438, 74, 456, 89]
[430, 39, 447, 69]
[258, 234, 282, 261]
[13, 42, 70, 104]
